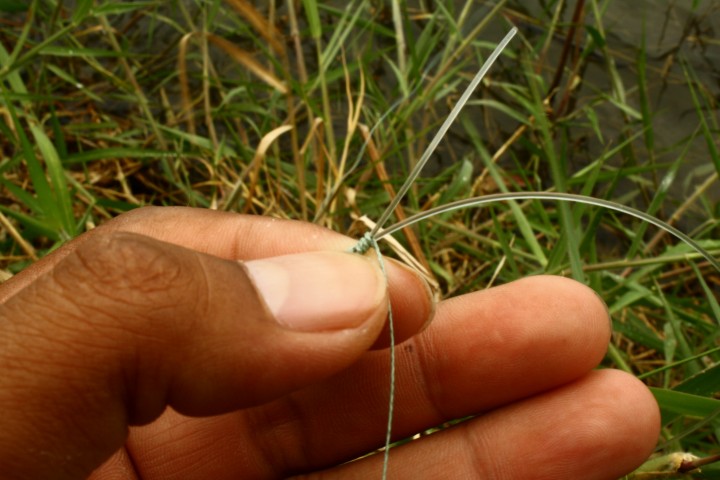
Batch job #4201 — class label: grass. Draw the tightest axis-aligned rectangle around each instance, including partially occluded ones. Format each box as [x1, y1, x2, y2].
[1, 0, 719, 477]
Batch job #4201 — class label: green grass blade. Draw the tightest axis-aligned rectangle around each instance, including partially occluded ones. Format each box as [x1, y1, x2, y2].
[0, 205, 59, 240]
[29, 124, 76, 238]
[0, 23, 77, 82]
[690, 262, 720, 326]
[462, 117, 549, 267]
[651, 387, 720, 418]
[0, 177, 43, 214]
[0, 0, 29, 13]
[3, 102, 59, 222]
[0, 42, 28, 96]
[66, 148, 175, 164]
[302, 0, 321, 39]
[72, 0, 94, 23]
[526, 67, 583, 280]
[684, 61, 720, 176]
[675, 363, 720, 397]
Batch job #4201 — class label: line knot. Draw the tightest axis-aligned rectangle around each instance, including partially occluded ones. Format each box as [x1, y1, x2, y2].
[349, 232, 373, 254]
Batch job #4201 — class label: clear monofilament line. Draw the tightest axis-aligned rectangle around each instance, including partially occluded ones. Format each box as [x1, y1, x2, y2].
[352, 28, 519, 480]
[376, 192, 720, 274]
[369, 26, 518, 238]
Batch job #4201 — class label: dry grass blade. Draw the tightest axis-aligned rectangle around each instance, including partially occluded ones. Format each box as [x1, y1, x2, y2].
[644, 172, 719, 253]
[206, 34, 288, 93]
[224, 0, 286, 55]
[222, 125, 293, 212]
[358, 124, 432, 275]
[298, 117, 326, 208]
[178, 32, 200, 135]
[336, 52, 365, 187]
[243, 124, 294, 213]
[0, 211, 37, 261]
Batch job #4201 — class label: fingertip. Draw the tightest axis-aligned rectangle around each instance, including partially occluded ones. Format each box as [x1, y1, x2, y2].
[569, 277, 613, 344]
[477, 368, 661, 480]
[549, 369, 661, 479]
[370, 257, 436, 349]
[597, 369, 661, 466]
[516, 275, 612, 362]
[418, 275, 614, 414]
[324, 368, 661, 480]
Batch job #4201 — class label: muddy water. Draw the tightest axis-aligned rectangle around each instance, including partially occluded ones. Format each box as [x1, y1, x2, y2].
[497, 1, 720, 205]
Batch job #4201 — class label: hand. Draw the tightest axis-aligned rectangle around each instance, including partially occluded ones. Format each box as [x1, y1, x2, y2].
[0, 207, 659, 479]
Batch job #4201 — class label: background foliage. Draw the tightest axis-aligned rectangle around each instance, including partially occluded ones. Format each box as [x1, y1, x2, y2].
[1, 0, 719, 477]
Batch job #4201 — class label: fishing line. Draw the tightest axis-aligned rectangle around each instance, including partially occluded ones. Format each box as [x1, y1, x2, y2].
[349, 232, 395, 479]
[349, 27, 518, 479]
[347, 22, 720, 478]
[369, 27, 518, 238]
[377, 192, 720, 274]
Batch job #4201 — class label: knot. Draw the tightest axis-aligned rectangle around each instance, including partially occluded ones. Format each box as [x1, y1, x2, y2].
[349, 232, 373, 254]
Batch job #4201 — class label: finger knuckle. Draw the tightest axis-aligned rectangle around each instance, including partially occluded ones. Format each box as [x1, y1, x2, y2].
[58, 231, 208, 327]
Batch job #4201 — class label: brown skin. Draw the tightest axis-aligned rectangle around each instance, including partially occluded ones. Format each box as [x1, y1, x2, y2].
[0, 207, 659, 479]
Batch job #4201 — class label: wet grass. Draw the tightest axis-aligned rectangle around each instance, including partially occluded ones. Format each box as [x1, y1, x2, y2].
[1, 0, 720, 477]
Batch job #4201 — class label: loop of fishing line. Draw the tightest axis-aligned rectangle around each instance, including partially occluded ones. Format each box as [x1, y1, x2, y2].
[343, 15, 720, 480]
[347, 26, 519, 479]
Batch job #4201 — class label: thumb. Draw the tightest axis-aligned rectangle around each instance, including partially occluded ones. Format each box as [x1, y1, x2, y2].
[0, 232, 389, 480]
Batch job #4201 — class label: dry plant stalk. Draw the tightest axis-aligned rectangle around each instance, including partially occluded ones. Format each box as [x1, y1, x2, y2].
[223, 0, 286, 55]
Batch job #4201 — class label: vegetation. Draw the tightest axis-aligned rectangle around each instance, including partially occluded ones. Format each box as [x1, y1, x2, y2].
[1, 0, 719, 477]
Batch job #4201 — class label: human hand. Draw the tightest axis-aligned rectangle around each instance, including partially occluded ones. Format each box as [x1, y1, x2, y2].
[0, 207, 659, 479]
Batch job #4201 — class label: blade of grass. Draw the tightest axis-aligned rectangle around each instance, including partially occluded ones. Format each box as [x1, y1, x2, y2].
[651, 387, 720, 419]
[303, 0, 336, 162]
[1, 95, 68, 239]
[654, 278, 701, 376]
[29, 123, 76, 238]
[683, 60, 720, 176]
[0, 22, 77, 82]
[526, 65, 584, 280]
[462, 116, 549, 267]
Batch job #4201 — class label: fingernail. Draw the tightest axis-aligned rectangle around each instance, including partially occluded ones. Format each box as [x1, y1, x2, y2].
[244, 251, 386, 332]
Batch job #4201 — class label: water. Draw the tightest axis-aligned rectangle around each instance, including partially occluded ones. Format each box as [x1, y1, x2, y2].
[505, 0, 720, 203]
